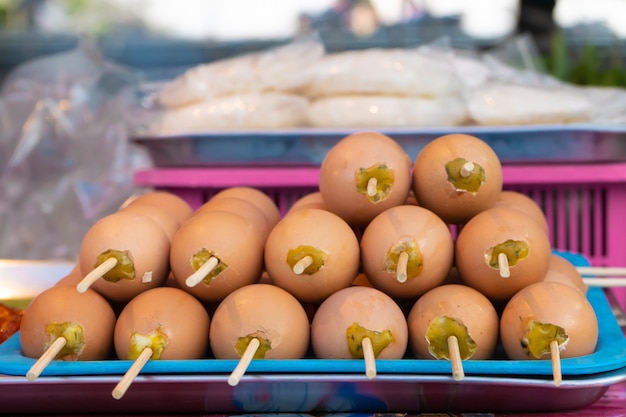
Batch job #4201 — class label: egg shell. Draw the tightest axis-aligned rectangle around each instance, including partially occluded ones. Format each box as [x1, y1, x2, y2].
[311, 286, 408, 359]
[499, 281, 598, 360]
[114, 287, 210, 360]
[264, 208, 360, 303]
[209, 283, 310, 359]
[170, 211, 264, 303]
[120, 202, 180, 242]
[360, 205, 454, 299]
[53, 264, 82, 287]
[494, 190, 549, 234]
[194, 196, 271, 244]
[455, 206, 552, 301]
[126, 191, 193, 226]
[210, 186, 281, 230]
[542, 253, 587, 295]
[287, 191, 329, 214]
[407, 284, 499, 360]
[78, 211, 171, 303]
[319, 131, 412, 227]
[412, 133, 503, 225]
[20, 285, 116, 361]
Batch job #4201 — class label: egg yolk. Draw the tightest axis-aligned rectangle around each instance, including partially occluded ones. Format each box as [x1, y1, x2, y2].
[384, 238, 423, 280]
[191, 249, 228, 285]
[346, 322, 393, 358]
[235, 335, 272, 359]
[128, 328, 169, 360]
[287, 245, 326, 274]
[425, 316, 477, 360]
[355, 164, 395, 203]
[96, 250, 135, 283]
[521, 319, 569, 359]
[45, 322, 85, 359]
[487, 240, 529, 269]
[445, 158, 485, 194]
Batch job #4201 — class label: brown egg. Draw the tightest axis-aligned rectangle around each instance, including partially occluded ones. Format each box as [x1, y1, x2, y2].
[120, 202, 180, 242]
[360, 205, 454, 299]
[53, 264, 82, 287]
[542, 253, 587, 295]
[20, 285, 116, 361]
[114, 287, 210, 360]
[194, 196, 271, 245]
[209, 284, 310, 359]
[126, 191, 193, 226]
[319, 131, 412, 228]
[210, 186, 281, 230]
[311, 286, 408, 360]
[455, 206, 552, 301]
[264, 208, 360, 303]
[500, 281, 598, 360]
[412, 133, 503, 224]
[407, 284, 499, 361]
[78, 211, 170, 303]
[494, 190, 549, 234]
[287, 191, 328, 214]
[170, 211, 263, 303]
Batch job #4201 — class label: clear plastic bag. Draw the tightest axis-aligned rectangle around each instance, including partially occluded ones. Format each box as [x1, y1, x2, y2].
[0, 40, 152, 261]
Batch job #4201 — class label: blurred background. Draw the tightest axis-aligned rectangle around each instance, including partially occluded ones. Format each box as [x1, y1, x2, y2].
[0, 0, 624, 87]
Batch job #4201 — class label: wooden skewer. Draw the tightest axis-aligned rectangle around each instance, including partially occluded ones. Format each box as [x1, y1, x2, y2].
[76, 257, 118, 293]
[362, 337, 377, 379]
[582, 278, 626, 288]
[498, 253, 510, 278]
[185, 257, 219, 287]
[460, 161, 474, 178]
[26, 337, 67, 381]
[228, 338, 260, 387]
[112, 347, 153, 400]
[550, 340, 562, 387]
[447, 335, 464, 381]
[396, 251, 409, 283]
[576, 266, 626, 277]
[366, 178, 378, 197]
[293, 256, 314, 275]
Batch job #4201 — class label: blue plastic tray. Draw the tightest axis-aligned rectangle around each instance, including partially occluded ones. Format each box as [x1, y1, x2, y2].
[0, 251, 624, 379]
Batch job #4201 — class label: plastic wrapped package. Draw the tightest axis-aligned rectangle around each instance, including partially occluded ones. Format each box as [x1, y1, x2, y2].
[155, 35, 325, 109]
[152, 92, 310, 134]
[0, 42, 152, 261]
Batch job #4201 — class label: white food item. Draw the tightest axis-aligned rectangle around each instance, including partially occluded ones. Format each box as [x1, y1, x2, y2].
[156, 38, 324, 108]
[307, 95, 469, 128]
[305, 48, 463, 98]
[466, 82, 592, 125]
[152, 93, 310, 133]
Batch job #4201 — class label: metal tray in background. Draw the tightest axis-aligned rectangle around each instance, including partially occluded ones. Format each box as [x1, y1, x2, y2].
[131, 124, 626, 167]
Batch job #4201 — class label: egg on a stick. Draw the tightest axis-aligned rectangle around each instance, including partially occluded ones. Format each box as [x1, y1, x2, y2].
[542, 253, 587, 295]
[499, 281, 599, 386]
[124, 191, 193, 227]
[412, 133, 502, 225]
[193, 196, 272, 246]
[170, 210, 264, 303]
[113, 286, 210, 399]
[264, 208, 360, 303]
[210, 186, 281, 229]
[319, 131, 412, 228]
[455, 206, 552, 302]
[493, 190, 549, 234]
[287, 191, 328, 214]
[77, 211, 171, 303]
[360, 205, 454, 299]
[209, 284, 310, 386]
[20, 285, 116, 380]
[311, 286, 408, 379]
[407, 284, 500, 380]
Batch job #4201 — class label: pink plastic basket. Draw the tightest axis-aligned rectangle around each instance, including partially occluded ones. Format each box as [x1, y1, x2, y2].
[134, 162, 626, 307]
